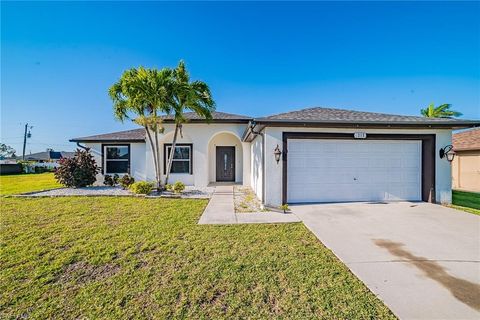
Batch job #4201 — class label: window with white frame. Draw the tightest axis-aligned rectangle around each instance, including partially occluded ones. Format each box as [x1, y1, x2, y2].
[164, 144, 192, 174]
[104, 145, 130, 174]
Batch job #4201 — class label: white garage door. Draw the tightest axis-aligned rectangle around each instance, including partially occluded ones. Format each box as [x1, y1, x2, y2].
[287, 139, 422, 203]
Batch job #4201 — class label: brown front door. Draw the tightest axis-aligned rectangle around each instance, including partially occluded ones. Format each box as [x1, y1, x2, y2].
[216, 146, 235, 182]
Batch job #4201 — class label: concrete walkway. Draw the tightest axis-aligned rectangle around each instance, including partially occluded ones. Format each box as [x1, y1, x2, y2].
[292, 202, 480, 319]
[198, 185, 236, 224]
[198, 185, 300, 225]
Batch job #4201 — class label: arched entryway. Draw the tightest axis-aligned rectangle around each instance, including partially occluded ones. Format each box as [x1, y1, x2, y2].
[208, 132, 243, 183]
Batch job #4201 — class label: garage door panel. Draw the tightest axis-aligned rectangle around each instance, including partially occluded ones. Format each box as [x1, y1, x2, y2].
[287, 139, 422, 203]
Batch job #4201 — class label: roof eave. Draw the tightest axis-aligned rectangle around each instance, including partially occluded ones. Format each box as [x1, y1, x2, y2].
[253, 119, 480, 129]
[161, 119, 251, 124]
[69, 139, 146, 143]
[453, 148, 480, 152]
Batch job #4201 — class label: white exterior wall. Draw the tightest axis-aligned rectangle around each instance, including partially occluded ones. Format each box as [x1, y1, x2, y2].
[84, 142, 147, 184]
[263, 127, 453, 207]
[250, 134, 263, 201]
[145, 123, 250, 187]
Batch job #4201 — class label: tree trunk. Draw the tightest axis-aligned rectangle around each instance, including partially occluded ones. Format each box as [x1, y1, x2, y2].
[153, 127, 161, 191]
[164, 123, 180, 185]
[153, 111, 162, 191]
[145, 127, 160, 190]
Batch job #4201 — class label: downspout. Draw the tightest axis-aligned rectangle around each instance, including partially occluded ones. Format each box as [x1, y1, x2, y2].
[76, 142, 90, 151]
[248, 121, 266, 206]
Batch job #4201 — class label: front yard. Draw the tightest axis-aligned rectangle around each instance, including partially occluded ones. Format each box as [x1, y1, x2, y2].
[1, 197, 394, 319]
[452, 190, 480, 215]
[0, 173, 61, 196]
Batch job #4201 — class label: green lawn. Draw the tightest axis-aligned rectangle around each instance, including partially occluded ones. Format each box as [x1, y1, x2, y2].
[1, 197, 395, 319]
[452, 190, 480, 215]
[0, 173, 61, 196]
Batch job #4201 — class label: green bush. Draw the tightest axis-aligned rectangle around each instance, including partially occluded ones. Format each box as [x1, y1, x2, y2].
[129, 181, 154, 195]
[54, 149, 99, 188]
[119, 174, 135, 189]
[103, 175, 114, 186]
[173, 181, 185, 194]
[165, 183, 173, 191]
[104, 174, 121, 186]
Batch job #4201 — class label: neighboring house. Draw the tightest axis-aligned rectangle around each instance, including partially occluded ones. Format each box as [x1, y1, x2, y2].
[70, 107, 480, 206]
[18, 149, 75, 163]
[452, 128, 480, 192]
[17, 149, 75, 171]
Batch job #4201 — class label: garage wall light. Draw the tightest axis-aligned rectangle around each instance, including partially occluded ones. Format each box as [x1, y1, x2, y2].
[439, 145, 455, 162]
[274, 145, 282, 164]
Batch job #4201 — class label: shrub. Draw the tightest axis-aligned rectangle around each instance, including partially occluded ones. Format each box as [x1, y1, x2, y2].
[165, 183, 173, 191]
[280, 204, 290, 213]
[18, 160, 34, 173]
[34, 166, 47, 174]
[104, 174, 120, 186]
[55, 149, 99, 188]
[130, 181, 154, 195]
[103, 175, 114, 186]
[119, 174, 135, 189]
[172, 181, 185, 194]
[104, 174, 121, 186]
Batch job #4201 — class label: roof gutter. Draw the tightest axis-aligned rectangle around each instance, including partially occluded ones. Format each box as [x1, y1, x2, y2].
[69, 139, 145, 143]
[75, 142, 90, 151]
[161, 119, 251, 124]
[253, 119, 480, 128]
[245, 121, 266, 205]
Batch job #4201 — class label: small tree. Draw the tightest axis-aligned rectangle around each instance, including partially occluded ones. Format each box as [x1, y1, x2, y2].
[0, 143, 16, 159]
[109, 67, 173, 191]
[421, 103, 462, 118]
[164, 61, 215, 185]
[55, 149, 99, 187]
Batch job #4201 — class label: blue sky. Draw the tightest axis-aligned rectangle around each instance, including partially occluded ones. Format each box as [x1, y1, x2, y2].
[2, 1, 479, 153]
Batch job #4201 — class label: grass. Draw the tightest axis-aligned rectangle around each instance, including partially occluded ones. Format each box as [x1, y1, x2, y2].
[451, 190, 480, 215]
[0, 173, 61, 196]
[1, 197, 395, 319]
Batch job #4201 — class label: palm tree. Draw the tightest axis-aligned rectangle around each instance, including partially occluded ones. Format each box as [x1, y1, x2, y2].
[164, 61, 215, 185]
[420, 103, 462, 118]
[109, 67, 173, 190]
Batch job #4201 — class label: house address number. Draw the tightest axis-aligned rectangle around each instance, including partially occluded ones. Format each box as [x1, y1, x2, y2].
[354, 132, 367, 139]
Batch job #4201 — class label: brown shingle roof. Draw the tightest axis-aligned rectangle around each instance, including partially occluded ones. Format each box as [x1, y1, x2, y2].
[70, 112, 251, 142]
[70, 128, 146, 142]
[258, 107, 476, 124]
[17, 150, 75, 161]
[160, 111, 251, 122]
[453, 128, 480, 151]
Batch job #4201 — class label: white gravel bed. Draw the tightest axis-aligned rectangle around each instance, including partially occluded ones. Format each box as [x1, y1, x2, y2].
[22, 186, 214, 198]
[24, 186, 132, 197]
[150, 186, 215, 199]
[179, 186, 215, 199]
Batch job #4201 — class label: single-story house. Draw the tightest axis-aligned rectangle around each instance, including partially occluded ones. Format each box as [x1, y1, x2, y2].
[452, 128, 480, 192]
[18, 149, 75, 162]
[70, 107, 480, 206]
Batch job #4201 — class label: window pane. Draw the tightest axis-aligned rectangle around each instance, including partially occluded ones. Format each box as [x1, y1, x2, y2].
[106, 147, 129, 159]
[174, 147, 190, 160]
[171, 161, 190, 173]
[106, 161, 129, 174]
[168, 146, 190, 160]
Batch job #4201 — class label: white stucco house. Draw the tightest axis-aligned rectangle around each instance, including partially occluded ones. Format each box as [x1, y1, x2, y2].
[70, 107, 479, 207]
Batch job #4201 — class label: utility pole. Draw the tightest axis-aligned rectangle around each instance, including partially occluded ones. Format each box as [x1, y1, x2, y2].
[22, 123, 32, 160]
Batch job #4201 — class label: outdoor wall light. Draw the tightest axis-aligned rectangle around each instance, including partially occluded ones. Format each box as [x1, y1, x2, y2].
[439, 145, 455, 162]
[274, 145, 282, 164]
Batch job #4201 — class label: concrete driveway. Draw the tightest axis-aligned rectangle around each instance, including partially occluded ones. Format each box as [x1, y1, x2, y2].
[292, 202, 480, 319]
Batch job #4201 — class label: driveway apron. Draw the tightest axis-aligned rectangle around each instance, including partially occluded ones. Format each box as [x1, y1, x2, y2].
[292, 202, 480, 319]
